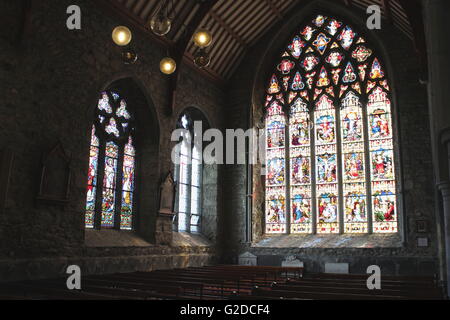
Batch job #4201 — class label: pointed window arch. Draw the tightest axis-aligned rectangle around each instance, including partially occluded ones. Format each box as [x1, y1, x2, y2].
[173, 112, 204, 233]
[85, 90, 136, 230]
[264, 14, 398, 235]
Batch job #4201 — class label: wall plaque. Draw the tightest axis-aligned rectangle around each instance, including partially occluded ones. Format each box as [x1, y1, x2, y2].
[36, 142, 71, 205]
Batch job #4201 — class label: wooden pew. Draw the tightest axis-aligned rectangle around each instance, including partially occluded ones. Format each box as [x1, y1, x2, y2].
[0, 266, 442, 300]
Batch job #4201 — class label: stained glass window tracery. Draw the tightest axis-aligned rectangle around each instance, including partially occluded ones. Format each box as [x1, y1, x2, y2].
[85, 90, 136, 230]
[264, 14, 398, 235]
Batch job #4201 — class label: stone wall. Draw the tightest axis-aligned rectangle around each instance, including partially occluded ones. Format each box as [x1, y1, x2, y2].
[222, 0, 439, 276]
[0, 0, 441, 281]
[0, 0, 224, 281]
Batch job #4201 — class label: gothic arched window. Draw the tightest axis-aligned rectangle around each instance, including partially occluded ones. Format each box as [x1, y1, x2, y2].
[173, 112, 203, 233]
[264, 14, 398, 235]
[85, 90, 136, 230]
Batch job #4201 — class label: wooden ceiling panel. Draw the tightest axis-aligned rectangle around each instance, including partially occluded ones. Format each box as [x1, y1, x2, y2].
[108, 0, 416, 81]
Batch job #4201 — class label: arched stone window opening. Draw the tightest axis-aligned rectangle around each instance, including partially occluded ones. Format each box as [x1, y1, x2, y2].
[263, 14, 398, 236]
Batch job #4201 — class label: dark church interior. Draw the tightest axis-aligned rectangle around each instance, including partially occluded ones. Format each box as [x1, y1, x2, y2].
[1, 0, 450, 304]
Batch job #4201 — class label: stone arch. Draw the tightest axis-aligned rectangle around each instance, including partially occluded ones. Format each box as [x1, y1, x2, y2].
[84, 76, 160, 242]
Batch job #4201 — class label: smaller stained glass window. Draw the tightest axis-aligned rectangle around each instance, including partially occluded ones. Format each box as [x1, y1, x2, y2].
[85, 91, 136, 230]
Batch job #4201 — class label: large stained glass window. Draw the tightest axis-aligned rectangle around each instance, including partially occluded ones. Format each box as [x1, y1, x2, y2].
[174, 112, 203, 233]
[264, 14, 398, 235]
[85, 91, 136, 230]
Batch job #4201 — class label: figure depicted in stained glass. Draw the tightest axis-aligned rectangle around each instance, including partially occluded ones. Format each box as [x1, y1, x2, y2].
[123, 164, 134, 191]
[326, 52, 344, 67]
[342, 111, 362, 141]
[301, 25, 315, 41]
[98, 92, 112, 113]
[288, 36, 305, 59]
[267, 193, 286, 224]
[316, 114, 335, 144]
[370, 110, 391, 139]
[313, 15, 327, 27]
[268, 74, 280, 94]
[291, 156, 311, 184]
[317, 154, 337, 183]
[104, 158, 116, 189]
[312, 33, 331, 55]
[318, 194, 338, 223]
[370, 58, 385, 79]
[344, 153, 364, 181]
[116, 100, 131, 119]
[267, 158, 285, 185]
[290, 118, 309, 146]
[278, 60, 295, 74]
[102, 188, 115, 226]
[87, 148, 98, 195]
[301, 55, 320, 71]
[373, 191, 396, 222]
[292, 194, 311, 223]
[267, 119, 285, 148]
[337, 26, 356, 50]
[371, 149, 394, 180]
[326, 19, 342, 35]
[316, 67, 330, 87]
[105, 118, 120, 137]
[345, 193, 366, 222]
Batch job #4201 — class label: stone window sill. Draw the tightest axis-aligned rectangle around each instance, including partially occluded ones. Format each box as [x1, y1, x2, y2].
[85, 229, 152, 248]
[84, 229, 213, 248]
[252, 233, 403, 249]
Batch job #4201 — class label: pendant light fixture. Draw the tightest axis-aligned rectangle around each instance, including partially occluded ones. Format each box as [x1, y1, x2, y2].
[193, 48, 210, 68]
[160, 57, 177, 75]
[122, 48, 138, 64]
[148, 0, 174, 37]
[193, 29, 213, 48]
[192, 27, 212, 69]
[112, 26, 132, 46]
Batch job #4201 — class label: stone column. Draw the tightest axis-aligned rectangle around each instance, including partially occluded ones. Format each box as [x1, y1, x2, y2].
[438, 181, 450, 296]
[155, 213, 175, 245]
[423, 0, 450, 297]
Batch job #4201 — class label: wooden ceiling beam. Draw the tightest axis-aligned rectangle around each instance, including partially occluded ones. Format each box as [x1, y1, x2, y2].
[167, 0, 220, 115]
[209, 10, 247, 48]
[264, 0, 283, 20]
[342, 0, 353, 7]
[398, 0, 427, 79]
[382, 0, 393, 24]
